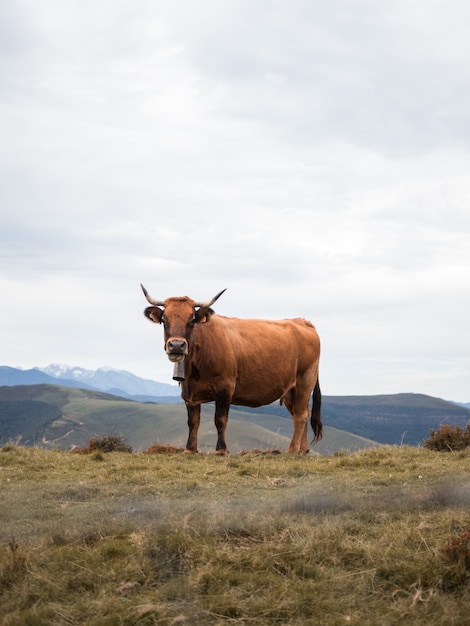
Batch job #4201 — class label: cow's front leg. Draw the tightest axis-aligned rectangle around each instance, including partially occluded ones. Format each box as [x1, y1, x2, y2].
[185, 403, 201, 453]
[214, 389, 231, 455]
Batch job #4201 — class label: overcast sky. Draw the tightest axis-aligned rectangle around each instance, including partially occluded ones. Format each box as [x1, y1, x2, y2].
[1, 0, 469, 401]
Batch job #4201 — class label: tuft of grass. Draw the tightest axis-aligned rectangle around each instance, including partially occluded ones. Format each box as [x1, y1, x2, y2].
[443, 528, 470, 570]
[143, 442, 186, 454]
[0, 445, 469, 624]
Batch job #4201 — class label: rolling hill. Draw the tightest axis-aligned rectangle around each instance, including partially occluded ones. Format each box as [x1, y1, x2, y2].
[237, 393, 470, 446]
[321, 393, 470, 446]
[3, 366, 469, 447]
[0, 384, 378, 454]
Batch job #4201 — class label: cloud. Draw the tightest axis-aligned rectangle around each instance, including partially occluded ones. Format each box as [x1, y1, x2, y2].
[1, 1, 470, 400]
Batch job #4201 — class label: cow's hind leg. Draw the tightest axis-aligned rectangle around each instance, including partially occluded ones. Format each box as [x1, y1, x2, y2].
[185, 403, 201, 453]
[214, 389, 231, 455]
[284, 389, 310, 455]
[300, 421, 309, 454]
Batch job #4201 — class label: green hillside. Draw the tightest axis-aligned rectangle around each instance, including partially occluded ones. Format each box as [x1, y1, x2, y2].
[3, 384, 466, 453]
[0, 400, 62, 445]
[233, 394, 470, 446]
[0, 384, 376, 454]
[322, 393, 470, 445]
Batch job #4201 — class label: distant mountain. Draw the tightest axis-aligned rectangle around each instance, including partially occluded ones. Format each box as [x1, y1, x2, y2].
[0, 366, 96, 391]
[36, 364, 180, 398]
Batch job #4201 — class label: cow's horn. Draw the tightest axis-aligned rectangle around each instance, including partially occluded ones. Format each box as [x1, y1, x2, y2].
[140, 284, 165, 307]
[194, 289, 227, 308]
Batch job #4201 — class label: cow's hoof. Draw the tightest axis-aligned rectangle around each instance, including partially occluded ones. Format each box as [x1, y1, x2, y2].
[184, 449, 198, 455]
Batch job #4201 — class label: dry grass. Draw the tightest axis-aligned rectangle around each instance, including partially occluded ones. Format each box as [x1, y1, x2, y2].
[0, 444, 469, 625]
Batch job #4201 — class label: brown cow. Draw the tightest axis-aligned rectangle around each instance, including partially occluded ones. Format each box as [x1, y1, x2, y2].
[141, 285, 322, 455]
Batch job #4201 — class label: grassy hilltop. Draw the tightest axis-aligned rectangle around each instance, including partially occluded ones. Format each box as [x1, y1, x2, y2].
[1, 444, 469, 625]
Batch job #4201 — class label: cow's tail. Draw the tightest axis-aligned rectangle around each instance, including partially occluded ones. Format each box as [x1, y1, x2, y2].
[310, 379, 323, 443]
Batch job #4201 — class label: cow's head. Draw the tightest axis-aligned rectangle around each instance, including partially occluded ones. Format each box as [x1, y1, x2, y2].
[141, 284, 226, 362]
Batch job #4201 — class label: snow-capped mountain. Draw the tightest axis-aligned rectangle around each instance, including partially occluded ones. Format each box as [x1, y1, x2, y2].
[36, 364, 180, 397]
[0, 366, 96, 390]
[41, 364, 95, 381]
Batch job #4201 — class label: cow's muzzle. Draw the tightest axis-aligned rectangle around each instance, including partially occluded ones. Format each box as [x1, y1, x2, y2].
[166, 338, 188, 362]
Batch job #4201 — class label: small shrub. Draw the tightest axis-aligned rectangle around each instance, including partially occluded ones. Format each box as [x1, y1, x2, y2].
[89, 435, 132, 453]
[423, 424, 470, 451]
[73, 435, 133, 454]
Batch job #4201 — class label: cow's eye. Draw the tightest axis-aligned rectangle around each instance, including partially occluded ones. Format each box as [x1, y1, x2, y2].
[189, 315, 196, 326]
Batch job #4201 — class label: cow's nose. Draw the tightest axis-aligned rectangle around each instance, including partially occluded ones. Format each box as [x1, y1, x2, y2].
[167, 338, 187, 353]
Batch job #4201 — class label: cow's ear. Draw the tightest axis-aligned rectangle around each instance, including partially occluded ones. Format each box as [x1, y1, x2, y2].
[144, 306, 163, 324]
[195, 306, 214, 324]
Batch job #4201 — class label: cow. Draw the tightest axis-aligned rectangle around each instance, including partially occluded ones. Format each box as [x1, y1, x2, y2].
[141, 285, 322, 455]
